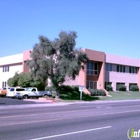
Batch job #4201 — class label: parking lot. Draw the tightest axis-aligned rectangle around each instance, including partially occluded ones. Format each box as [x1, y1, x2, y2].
[0, 97, 46, 106]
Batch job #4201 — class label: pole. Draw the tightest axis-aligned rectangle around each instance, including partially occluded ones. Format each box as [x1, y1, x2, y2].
[80, 91, 82, 100]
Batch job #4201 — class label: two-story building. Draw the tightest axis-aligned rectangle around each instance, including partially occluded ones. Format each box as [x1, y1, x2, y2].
[0, 48, 140, 91]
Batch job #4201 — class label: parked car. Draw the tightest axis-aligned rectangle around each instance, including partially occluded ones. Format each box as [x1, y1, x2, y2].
[6, 87, 25, 98]
[16, 87, 52, 99]
[0, 87, 11, 97]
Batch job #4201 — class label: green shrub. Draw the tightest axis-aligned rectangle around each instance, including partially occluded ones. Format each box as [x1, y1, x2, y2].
[105, 85, 113, 91]
[45, 85, 56, 91]
[58, 85, 99, 100]
[58, 85, 78, 92]
[129, 85, 139, 91]
[88, 88, 106, 96]
[99, 89, 106, 96]
[117, 85, 126, 91]
[46, 85, 100, 100]
[59, 85, 80, 100]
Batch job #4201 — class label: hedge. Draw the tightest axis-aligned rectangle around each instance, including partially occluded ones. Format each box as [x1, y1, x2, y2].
[88, 88, 106, 96]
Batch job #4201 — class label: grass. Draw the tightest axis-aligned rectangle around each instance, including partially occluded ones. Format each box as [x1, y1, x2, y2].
[99, 91, 140, 100]
[51, 87, 140, 102]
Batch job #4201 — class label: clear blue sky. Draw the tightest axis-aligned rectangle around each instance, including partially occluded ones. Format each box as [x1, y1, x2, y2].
[0, 0, 140, 58]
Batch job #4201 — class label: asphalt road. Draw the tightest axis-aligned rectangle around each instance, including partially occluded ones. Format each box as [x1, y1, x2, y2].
[0, 97, 47, 105]
[0, 100, 140, 140]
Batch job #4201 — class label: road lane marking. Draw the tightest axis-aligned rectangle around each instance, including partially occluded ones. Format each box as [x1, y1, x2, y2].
[30, 126, 112, 140]
[1, 104, 140, 119]
[0, 109, 140, 126]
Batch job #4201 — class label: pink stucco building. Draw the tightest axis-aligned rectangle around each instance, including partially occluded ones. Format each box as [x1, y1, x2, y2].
[64, 48, 140, 91]
[105, 53, 140, 91]
[0, 48, 140, 91]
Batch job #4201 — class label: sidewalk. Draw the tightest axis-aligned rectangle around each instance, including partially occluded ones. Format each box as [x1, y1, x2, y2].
[1, 98, 140, 110]
[23, 98, 140, 104]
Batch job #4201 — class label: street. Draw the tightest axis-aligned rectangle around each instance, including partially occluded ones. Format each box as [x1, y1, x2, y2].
[0, 97, 47, 105]
[0, 100, 140, 140]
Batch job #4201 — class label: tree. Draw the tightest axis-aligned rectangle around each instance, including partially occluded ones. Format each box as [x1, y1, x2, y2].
[7, 72, 20, 87]
[27, 31, 88, 95]
[18, 72, 30, 87]
[7, 72, 44, 90]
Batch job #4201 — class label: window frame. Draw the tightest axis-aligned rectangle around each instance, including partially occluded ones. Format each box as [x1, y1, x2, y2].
[86, 61, 98, 75]
[2, 65, 9, 72]
[116, 65, 125, 73]
[106, 63, 112, 71]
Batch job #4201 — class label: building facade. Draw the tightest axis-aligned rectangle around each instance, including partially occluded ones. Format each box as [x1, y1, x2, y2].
[105, 54, 140, 91]
[0, 48, 140, 91]
[64, 49, 140, 91]
[0, 51, 31, 88]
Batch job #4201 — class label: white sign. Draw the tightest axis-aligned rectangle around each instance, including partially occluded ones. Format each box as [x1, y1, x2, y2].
[79, 86, 84, 92]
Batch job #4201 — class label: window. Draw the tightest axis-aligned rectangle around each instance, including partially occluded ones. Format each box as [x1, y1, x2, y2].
[16, 88, 25, 91]
[129, 67, 138, 74]
[3, 65, 9, 72]
[105, 82, 112, 91]
[10, 88, 15, 91]
[2, 82, 7, 88]
[87, 61, 98, 75]
[86, 81, 97, 89]
[117, 65, 119, 72]
[123, 66, 125, 73]
[117, 83, 125, 86]
[32, 89, 36, 92]
[116, 83, 126, 91]
[9, 88, 25, 92]
[129, 83, 137, 87]
[120, 65, 122, 72]
[94, 63, 98, 75]
[105, 82, 112, 87]
[116, 65, 125, 73]
[106, 63, 112, 71]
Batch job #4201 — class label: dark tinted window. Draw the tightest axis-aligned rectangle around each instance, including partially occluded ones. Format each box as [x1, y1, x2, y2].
[32, 89, 36, 92]
[117, 65, 119, 72]
[87, 61, 98, 75]
[94, 63, 98, 70]
[10, 88, 15, 91]
[16, 88, 25, 91]
[123, 66, 125, 72]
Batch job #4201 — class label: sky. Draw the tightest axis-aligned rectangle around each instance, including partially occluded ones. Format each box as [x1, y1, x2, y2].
[0, 0, 140, 58]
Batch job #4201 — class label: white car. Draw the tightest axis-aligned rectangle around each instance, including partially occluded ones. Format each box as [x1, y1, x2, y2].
[16, 87, 52, 99]
[16, 87, 41, 99]
[6, 87, 25, 98]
